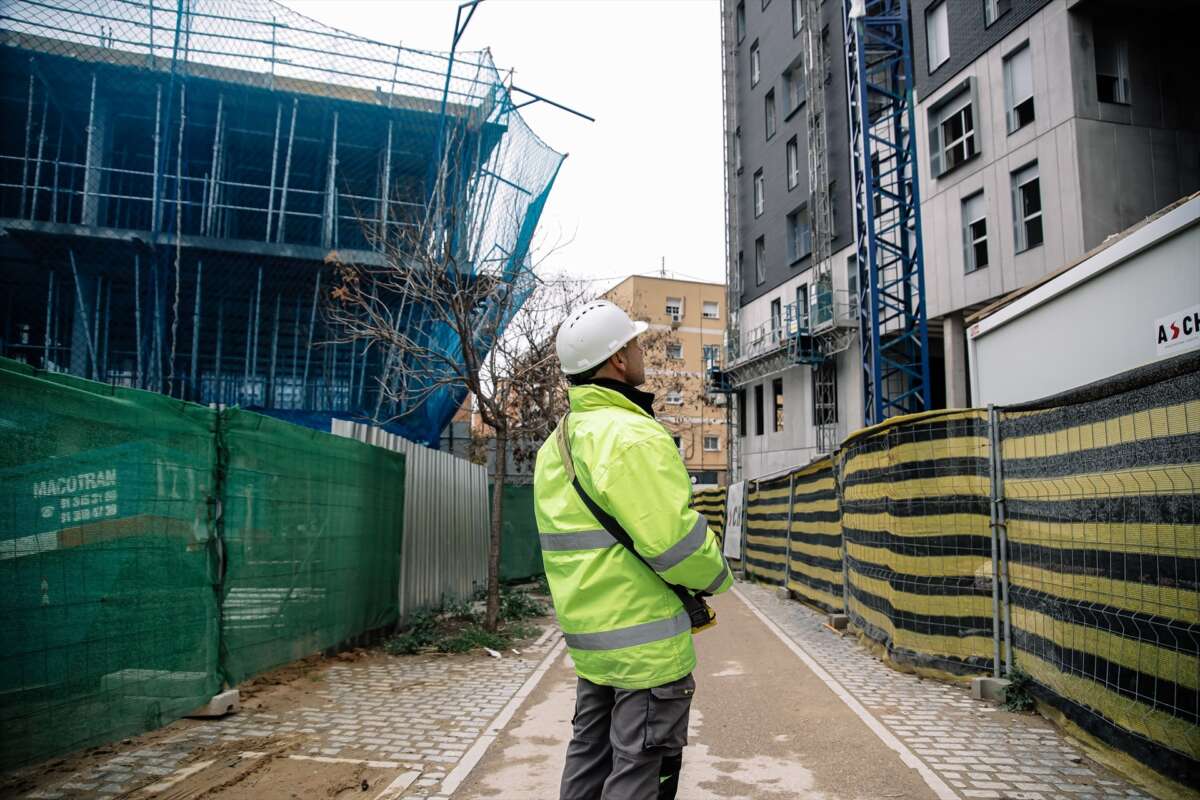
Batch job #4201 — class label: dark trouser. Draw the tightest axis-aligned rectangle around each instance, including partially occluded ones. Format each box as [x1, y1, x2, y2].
[559, 672, 694, 800]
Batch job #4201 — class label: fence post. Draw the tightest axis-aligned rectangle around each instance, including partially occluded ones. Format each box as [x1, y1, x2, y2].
[986, 405, 1013, 676]
[783, 471, 795, 593]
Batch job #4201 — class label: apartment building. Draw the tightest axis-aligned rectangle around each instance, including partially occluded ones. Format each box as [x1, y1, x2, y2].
[721, 0, 1200, 480]
[605, 275, 730, 487]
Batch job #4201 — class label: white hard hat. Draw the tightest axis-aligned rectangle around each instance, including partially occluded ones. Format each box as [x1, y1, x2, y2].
[556, 300, 649, 375]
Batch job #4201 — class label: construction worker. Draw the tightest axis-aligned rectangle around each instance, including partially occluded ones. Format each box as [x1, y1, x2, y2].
[534, 299, 733, 800]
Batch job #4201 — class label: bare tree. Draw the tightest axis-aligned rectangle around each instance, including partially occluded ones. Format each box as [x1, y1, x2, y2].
[325, 180, 583, 630]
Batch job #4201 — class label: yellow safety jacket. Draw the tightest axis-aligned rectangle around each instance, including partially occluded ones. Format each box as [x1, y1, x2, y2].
[533, 382, 733, 690]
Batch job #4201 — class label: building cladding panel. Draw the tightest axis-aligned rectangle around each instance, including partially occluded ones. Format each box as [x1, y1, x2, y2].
[733, 0, 854, 306]
[911, 0, 1055, 98]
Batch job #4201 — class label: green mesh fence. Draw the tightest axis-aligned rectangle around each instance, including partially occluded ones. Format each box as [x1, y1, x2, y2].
[0, 358, 405, 770]
[219, 409, 404, 683]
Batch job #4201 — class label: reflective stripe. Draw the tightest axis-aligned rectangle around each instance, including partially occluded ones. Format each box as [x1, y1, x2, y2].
[646, 515, 709, 572]
[703, 564, 730, 595]
[539, 529, 618, 552]
[563, 611, 691, 651]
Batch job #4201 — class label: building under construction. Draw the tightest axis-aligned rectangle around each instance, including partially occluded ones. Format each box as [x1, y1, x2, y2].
[0, 0, 563, 444]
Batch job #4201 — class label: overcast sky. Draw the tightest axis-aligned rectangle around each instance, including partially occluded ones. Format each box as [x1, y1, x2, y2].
[290, 0, 726, 289]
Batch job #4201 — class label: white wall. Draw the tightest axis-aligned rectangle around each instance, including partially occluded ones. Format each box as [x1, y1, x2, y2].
[969, 198, 1200, 405]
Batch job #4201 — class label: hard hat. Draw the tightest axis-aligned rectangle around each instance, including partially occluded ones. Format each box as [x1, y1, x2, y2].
[556, 300, 649, 375]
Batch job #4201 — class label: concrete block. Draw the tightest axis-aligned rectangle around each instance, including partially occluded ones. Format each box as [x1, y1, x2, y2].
[971, 677, 1011, 703]
[827, 614, 849, 631]
[187, 689, 240, 718]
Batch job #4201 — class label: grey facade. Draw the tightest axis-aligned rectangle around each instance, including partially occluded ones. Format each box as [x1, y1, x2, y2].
[733, 0, 854, 306]
[914, 0, 1200, 404]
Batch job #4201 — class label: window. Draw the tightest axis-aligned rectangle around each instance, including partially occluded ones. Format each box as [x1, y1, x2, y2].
[1003, 43, 1034, 133]
[1095, 29, 1130, 105]
[735, 127, 743, 173]
[786, 137, 800, 190]
[791, 0, 803, 36]
[984, 0, 1010, 26]
[770, 298, 783, 338]
[811, 361, 838, 423]
[703, 344, 720, 368]
[765, 89, 777, 139]
[772, 378, 784, 432]
[846, 256, 858, 320]
[703, 300, 720, 319]
[797, 282, 810, 329]
[736, 1, 746, 43]
[926, 3, 949, 71]
[1012, 162, 1043, 253]
[829, 180, 838, 237]
[665, 297, 683, 319]
[750, 40, 760, 86]
[737, 250, 744, 293]
[736, 389, 747, 434]
[784, 61, 805, 116]
[787, 206, 812, 263]
[754, 384, 764, 436]
[753, 169, 765, 217]
[667, 342, 683, 360]
[704, 435, 721, 452]
[928, 85, 978, 176]
[962, 191, 988, 272]
[870, 153, 884, 216]
[666, 391, 684, 406]
[755, 236, 766, 285]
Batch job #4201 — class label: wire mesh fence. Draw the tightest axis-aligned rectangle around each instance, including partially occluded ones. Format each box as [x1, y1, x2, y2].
[0, 357, 407, 770]
[0, 0, 564, 445]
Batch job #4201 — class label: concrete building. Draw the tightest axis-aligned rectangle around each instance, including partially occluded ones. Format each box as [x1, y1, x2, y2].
[720, 0, 1200, 480]
[604, 275, 730, 487]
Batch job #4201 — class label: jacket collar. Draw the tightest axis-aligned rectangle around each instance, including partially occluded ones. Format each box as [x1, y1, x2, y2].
[569, 378, 657, 419]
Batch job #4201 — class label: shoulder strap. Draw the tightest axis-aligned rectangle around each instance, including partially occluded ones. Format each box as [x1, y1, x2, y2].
[554, 413, 700, 612]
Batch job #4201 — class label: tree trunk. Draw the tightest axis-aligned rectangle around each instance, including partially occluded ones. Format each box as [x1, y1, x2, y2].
[484, 430, 507, 632]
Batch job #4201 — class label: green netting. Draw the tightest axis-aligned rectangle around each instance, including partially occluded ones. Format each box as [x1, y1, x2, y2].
[0, 358, 406, 770]
[496, 483, 542, 583]
[0, 359, 219, 771]
[219, 409, 404, 683]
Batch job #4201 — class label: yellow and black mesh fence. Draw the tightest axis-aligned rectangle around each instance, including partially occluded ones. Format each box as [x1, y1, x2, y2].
[744, 474, 791, 585]
[691, 486, 727, 544]
[996, 356, 1199, 784]
[835, 408, 996, 676]
[785, 457, 844, 613]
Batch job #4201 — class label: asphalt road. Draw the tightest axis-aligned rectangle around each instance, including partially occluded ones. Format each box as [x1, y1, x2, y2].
[454, 587, 939, 799]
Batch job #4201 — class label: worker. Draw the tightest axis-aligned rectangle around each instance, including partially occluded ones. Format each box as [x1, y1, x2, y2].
[534, 299, 733, 800]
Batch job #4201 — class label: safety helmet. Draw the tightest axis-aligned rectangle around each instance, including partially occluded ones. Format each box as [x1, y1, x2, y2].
[556, 300, 649, 375]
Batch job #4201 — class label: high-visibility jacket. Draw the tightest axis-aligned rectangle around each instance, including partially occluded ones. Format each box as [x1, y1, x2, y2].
[533, 382, 733, 690]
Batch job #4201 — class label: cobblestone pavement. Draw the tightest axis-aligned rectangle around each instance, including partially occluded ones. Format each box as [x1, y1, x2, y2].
[18, 626, 563, 800]
[736, 581, 1151, 800]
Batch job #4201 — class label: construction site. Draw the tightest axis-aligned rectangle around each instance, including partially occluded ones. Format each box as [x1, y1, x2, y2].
[1, 1, 1197, 799]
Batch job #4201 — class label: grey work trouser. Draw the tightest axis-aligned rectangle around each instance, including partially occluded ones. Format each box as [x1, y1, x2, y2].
[559, 672, 695, 800]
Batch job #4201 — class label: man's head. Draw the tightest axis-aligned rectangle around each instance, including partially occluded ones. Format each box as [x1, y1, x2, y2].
[556, 300, 649, 387]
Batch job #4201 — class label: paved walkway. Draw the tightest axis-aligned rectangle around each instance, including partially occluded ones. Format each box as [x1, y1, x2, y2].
[8, 580, 1153, 800]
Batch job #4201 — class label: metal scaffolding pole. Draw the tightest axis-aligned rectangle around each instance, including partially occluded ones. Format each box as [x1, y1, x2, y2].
[276, 98, 298, 243]
[20, 71, 34, 219]
[152, 256, 162, 392]
[30, 91, 47, 220]
[378, 120, 393, 246]
[43, 271, 54, 367]
[92, 274, 102, 377]
[302, 271, 320, 404]
[68, 250, 98, 379]
[268, 293, 280, 407]
[151, 84, 162, 231]
[190, 260, 203, 398]
[357, 345, 368, 408]
[134, 254, 143, 387]
[51, 119, 62, 222]
[322, 111, 340, 249]
[173, 83, 187, 236]
[264, 102, 282, 242]
[215, 300, 224, 397]
[204, 93, 224, 236]
[292, 295, 300, 380]
[81, 73, 97, 223]
[101, 277, 112, 379]
[347, 339, 357, 409]
[245, 266, 262, 391]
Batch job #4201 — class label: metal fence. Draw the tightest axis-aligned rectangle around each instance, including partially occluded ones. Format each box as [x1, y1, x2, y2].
[332, 420, 489, 620]
[736, 351, 1199, 790]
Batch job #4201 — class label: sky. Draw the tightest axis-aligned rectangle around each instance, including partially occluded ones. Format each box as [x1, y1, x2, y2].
[289, 0, 727, 290]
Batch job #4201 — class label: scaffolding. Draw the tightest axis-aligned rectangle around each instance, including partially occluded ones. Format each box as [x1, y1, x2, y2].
[0, 0, 564, 445]
[843, 0, 931, 425]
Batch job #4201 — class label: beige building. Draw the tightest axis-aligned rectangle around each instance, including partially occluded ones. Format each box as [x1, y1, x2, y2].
[604, 276, 729, 487]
